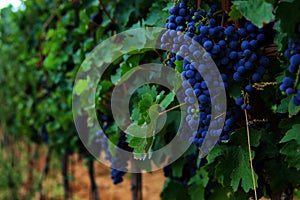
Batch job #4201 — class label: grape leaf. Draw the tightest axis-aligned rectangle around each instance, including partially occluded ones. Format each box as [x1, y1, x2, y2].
[161, 179, 190, 200]
[228, 83, 242, 99]
[174, 59, 184, 73]
[138, 93, 154, 114]
[288, 97, 300, 115]
[188, 168, 209, 200]
[143, 1, 170, 27]
[276, 96, 291, 113]
[280, 124, 300, 170]
[188, 185, 204, 200]
[280, 124, 300, 143]
[230, 149, 257, 192]
[275, 0, 300, 39]
[264, 159, 300, 191]
[125, 123, 148, 159]
[207, 128, 262, 192]
[232, 0, 274, 28]
[160, 91, 175, 109]
[137, 85, 158, 99]
[111, 68, 122, 85]
[229, 5, 243, 20]
[171, 158, 186, 178]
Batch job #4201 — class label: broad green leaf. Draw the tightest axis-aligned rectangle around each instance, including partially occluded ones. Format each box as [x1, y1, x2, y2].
[280, 124, 300, 170]
[264, 159, 300, 191]
[280, 124, 300, 143]
[171, 158, 186, 178]
[138, 93, 154, 113]
[275, 0, 300, 39]
[160, 91, 175, 109]
[188, 184, 205, 200]
[233, 0, 275, 28]
[276, 96, 290, 113]
[280, 142, 300, 170]
[229, 5, 243, 20]
[137, 85, 158, 99]
[230, 149, 258, 192]
[143, 1, 170, 27]
[147, 104, 166, 137]
[288, 97, 300, 115]
[161, 179, 190, 200]
[207, 128, 262, 192]
[125, 123, 147, 139]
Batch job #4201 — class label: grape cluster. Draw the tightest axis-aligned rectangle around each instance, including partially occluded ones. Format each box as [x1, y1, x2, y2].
[110, 132, 132, 184]
[280, 33, 300, 106]
[95, 115, 113, 160]
[161, 1, 273, 148]
[95, 115, 132, 184]
[91, 13, 103, 25]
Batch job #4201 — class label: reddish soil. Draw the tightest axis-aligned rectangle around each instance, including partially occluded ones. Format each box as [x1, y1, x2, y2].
[44, 154, 166, 200]
[70, 155, 165, 200]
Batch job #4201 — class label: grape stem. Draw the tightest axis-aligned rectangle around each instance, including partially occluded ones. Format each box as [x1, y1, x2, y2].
[159, 103, 186, 115]
[99, 0, 116, 24]
[244, 108, 258, 200]
[294, 64, 300, 89]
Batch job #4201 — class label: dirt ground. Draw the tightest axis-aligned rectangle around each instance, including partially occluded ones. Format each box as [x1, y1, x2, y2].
[43, 154, 166, 200]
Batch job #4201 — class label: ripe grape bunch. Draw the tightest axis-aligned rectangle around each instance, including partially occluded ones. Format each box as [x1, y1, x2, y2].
[161, 0, 274, 148]
[280, 29, 300, 106]
[95, 115, 132, 184]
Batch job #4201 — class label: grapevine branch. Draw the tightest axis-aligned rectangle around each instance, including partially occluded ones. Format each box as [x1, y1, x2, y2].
[99, 0, 116, 24]
[197, 0, 201, 8]
[244, 109, 258, 200]
[293, 64, 300, 88]
[159, 103, 186, 115]
[153, 49, 164, 63]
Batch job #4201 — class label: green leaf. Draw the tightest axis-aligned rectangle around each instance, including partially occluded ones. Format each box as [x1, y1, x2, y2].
[228, 83, 242, 99]
[74, 79, 89, 95]
[99, 80, 113, 93]
[147, 104, 166, 136]
[280, 124, 300, 170]
[229, 5, 243, 20]
[143, 1, 170, 27]
[275, 0, 300, 39]
[111, 68, 122, 85]
[171, 158, 186, 178]
[188, 168, 209, 200]
[188, 184, 204, 200]
[280, 142, 300, 170]
[276, 96, 291, 113]
[160, 91, 175, 109]
[233, 0, 275, 28]
[207, 128, 262, 192]
[161, 179, 190, 200]
[280, 124, 300, 143]
[288, 97, 300, 115]
[263, 159, 300, 191]
[138, 93, 154, 113]
[137, 85, 158, 99]
[125, 123, 147, 139]
[174, 59, 183, 73]
[230, 148, 257, 192]
[125, 123, 149, 159]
